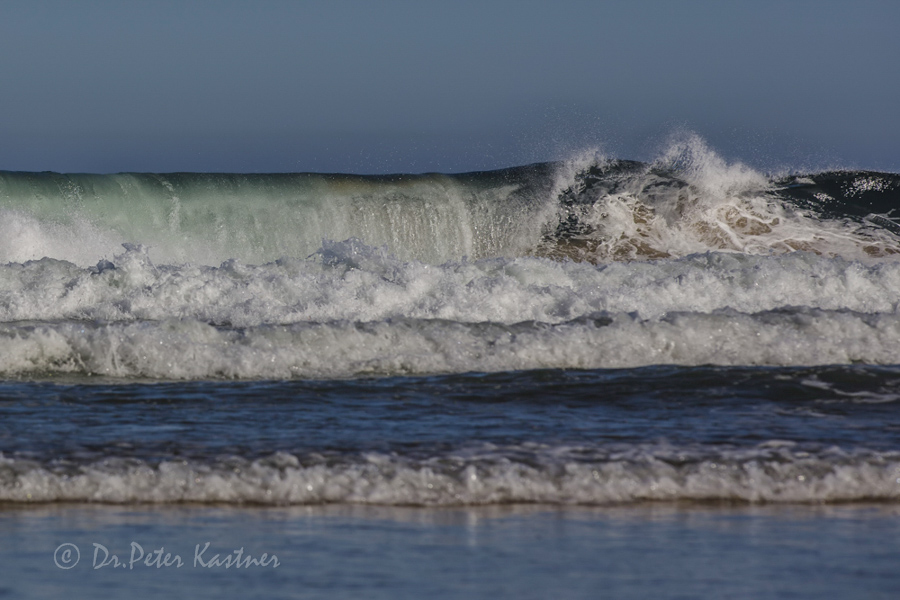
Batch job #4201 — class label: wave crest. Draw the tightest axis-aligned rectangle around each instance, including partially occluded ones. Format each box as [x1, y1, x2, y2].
[539, 135, 900, 262]
[1, 136, 899, 267]
[3, 444, 897, 505]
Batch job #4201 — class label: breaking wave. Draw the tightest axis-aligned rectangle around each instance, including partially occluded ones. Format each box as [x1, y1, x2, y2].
[3, 443, 898, 505]
[1, 135, 899, 267]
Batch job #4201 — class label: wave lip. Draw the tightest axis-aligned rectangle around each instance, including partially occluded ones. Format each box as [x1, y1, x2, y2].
[2, 137, 900, 380]
[540, 137, 900, 262]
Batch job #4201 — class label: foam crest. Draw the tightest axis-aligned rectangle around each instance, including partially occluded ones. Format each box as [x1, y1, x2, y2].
[655, 132, 769, 195]
[543, 137, 900, 261]
[2, 243, 900, 328]
[1, 307, 899, 379]
[2, 444, 898, 505]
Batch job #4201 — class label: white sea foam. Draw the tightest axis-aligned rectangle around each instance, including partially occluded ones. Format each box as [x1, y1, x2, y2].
[0, 209, 123, 265]
[2, 242, 900, 326]
[0, 237, 899, 378]
[544, 135, 900, 261]
[0, 307, 899, 379]
[2, 445, 898, 505]
[1, 138, 899, 379]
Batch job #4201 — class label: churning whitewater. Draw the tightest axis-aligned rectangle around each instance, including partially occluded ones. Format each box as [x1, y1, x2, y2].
[3, 136, 900, 508]
[3, 444, 899, 505]
[1, 136, 900, 379]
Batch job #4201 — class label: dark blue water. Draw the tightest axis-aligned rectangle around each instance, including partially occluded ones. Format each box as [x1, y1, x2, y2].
[4, 366, 900, 462]
[2, 366, 899, 506]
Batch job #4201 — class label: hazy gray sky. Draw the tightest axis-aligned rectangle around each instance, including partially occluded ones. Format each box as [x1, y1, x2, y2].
[1, 0, 897, 173]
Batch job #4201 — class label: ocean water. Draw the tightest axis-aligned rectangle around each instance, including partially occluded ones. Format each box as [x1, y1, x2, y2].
[2, 135, 900, 597]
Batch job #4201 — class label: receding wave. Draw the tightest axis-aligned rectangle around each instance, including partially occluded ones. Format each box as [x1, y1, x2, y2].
[2, 135, 899, 266]
[2, 444, 898, 505]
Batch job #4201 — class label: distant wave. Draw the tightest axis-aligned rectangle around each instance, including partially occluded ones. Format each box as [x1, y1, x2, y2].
[1, 136, 899, 267]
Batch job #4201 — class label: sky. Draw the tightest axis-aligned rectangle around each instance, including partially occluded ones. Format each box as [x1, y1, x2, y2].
[0, 0, 898, 174]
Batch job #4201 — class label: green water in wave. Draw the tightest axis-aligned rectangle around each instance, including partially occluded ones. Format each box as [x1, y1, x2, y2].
[0, 166, 557, 265]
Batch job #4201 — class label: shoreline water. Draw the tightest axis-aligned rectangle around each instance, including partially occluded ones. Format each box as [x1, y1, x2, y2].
[3, 502, 899, 599]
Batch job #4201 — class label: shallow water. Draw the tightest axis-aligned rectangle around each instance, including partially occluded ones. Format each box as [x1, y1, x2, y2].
[2, 368, 899, 505]
[3, 503, 899, 599]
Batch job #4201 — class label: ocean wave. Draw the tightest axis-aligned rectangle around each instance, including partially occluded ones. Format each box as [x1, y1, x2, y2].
[3, 137, 900, 380]
[2, 444, 898, 505]
[1, 308, 899, 379]
[1, 136, 899, 267]
[541, 137, 900, 261]
[3, 242, 900, 327]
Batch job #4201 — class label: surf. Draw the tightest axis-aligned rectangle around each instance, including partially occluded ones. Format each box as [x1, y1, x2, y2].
[2, 137, 900, 267]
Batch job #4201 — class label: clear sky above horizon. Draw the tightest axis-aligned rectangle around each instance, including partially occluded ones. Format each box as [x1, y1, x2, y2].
[1, 0, 897, 174]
